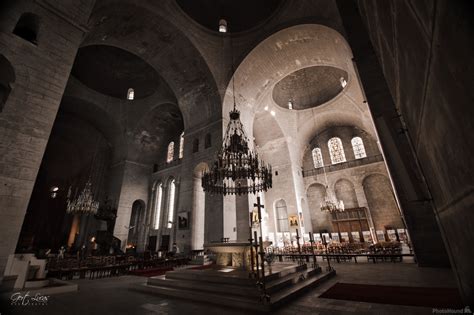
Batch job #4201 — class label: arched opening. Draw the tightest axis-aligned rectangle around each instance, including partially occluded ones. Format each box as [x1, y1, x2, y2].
[311, 147, 324, 168]
[13, 13, 40, 44]
[0, 54, 15, 113]
[153, 182, 163, 229]
[351, 136, 366, 159]
[192, 138, 199, 153]
[307, 184, 332, 233]
[127, 200, 145, 251]
[328, 137, 346, 164]
[363, 174, 404, 235]
[204, 133, 211, 148]
[192, 163, 208, 250]
[334, 179, 358, 208]
[167, 141, 174, 163]
[167, 179, 176, 229]
[179, 132, 184, 159]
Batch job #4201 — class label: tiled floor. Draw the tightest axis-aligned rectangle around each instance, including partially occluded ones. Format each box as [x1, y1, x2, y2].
[1, 260, 461, 315]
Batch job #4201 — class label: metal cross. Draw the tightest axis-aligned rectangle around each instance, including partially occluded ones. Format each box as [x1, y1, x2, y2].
[253, 196, 264, 223]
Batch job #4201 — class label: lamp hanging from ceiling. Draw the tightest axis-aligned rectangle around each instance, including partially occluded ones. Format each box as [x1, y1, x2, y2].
[320, 162, 344, 212]
[66, 138, 101, 215]
[202, 24, 272, 196]
[66, 179, 99, 215]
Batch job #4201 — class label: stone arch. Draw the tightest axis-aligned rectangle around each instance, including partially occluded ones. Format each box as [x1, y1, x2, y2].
[127, 199, 146, 249]
[0, 54, 15, 113]
[192, 162, 208, 250]
[306, 183, 332, 233]
[363, 174, 403, 231]
[334, 178, 358, 208]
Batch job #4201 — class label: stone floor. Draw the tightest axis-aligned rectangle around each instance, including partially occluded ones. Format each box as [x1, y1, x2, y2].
[1, 260, 461, 315]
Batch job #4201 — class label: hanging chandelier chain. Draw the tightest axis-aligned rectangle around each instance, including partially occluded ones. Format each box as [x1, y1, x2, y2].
[202, 21, 272, 196]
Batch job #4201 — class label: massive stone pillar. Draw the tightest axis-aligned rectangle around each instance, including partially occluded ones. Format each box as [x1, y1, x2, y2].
[0, 0, 94, 274]
[112, 161, 151, 251]
[337, 0, 474, 304]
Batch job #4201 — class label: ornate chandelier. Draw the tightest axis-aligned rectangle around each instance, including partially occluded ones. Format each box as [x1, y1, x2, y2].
[320, 164, 344, 212]
[202, 22, 272, 196]
[66, 178, 99, 215]
[320, 186, 345, 212]
[202, 107, 272, 195]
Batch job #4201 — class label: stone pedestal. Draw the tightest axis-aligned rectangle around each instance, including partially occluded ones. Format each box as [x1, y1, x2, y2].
[3, 254, 47, 289]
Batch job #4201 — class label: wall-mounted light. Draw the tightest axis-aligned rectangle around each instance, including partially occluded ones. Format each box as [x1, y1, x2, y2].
[270, 110, 276, 116]
[264, 106, 269, 111]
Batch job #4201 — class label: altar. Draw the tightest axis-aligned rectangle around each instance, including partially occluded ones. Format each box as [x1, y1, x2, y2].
[204, 242, 253, 270]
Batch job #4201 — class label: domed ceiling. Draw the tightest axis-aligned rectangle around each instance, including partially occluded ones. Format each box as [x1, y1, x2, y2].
[176, 0, 282, 33]
[272, 66, 348, 110]
[71, 45, 162, 100]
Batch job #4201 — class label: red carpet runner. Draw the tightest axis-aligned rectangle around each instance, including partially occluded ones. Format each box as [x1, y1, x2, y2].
[319, 282, 463, 308]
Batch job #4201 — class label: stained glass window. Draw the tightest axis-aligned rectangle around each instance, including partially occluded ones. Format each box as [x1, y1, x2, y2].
[351, 137, 367, 159]
[179, 132, 184, 159]
[167, 141, 174, 163]
[328, 137, 346, 164]
[154, 183, 163, 229]
[311, 148, 324, 168]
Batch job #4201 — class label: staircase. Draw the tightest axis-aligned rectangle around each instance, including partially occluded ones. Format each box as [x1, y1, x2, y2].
[131, 263, 336, 311]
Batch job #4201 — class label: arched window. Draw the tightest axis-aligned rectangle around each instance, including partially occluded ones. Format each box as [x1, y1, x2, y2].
[127, 88, 134, 100]
[204, 133, 211, 148]
[153, 183, 163, 229]
[167, 179, 176, 228]
[351, 137, 367, 159]
[275, 199, 289, 232]
[179, 132, 184, 159]
[328, 137, 346, 164]
[0, 54, 15, 113]
[13, 13, 40, 44]
[193, 138, 199, 153]
[167, 141, 174, 163]
[311, 148, 324, 168]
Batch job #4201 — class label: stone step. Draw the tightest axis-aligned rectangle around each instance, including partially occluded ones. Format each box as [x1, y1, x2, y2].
[132, 268, 336, 312]
[148, 276, 259, 297]
[148, 265, 321, 298]
[266, 266, 322, 293]
[132, 282, 264, 311]
[270, 268, 336, 307]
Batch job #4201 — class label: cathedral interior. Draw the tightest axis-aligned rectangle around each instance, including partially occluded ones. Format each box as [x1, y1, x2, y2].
[0, 0, 473, 314]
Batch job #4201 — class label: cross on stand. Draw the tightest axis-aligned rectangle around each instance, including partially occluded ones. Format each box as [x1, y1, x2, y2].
[253, 196, 270, 303]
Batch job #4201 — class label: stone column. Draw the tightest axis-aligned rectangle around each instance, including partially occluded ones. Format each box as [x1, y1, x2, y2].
[235, 193, 250, 242]
[0, 1, 95, 274]
[112, 161, 150, 251]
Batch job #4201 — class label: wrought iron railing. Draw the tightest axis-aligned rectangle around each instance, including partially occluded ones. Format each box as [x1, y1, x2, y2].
[302, 154, 384, 177]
